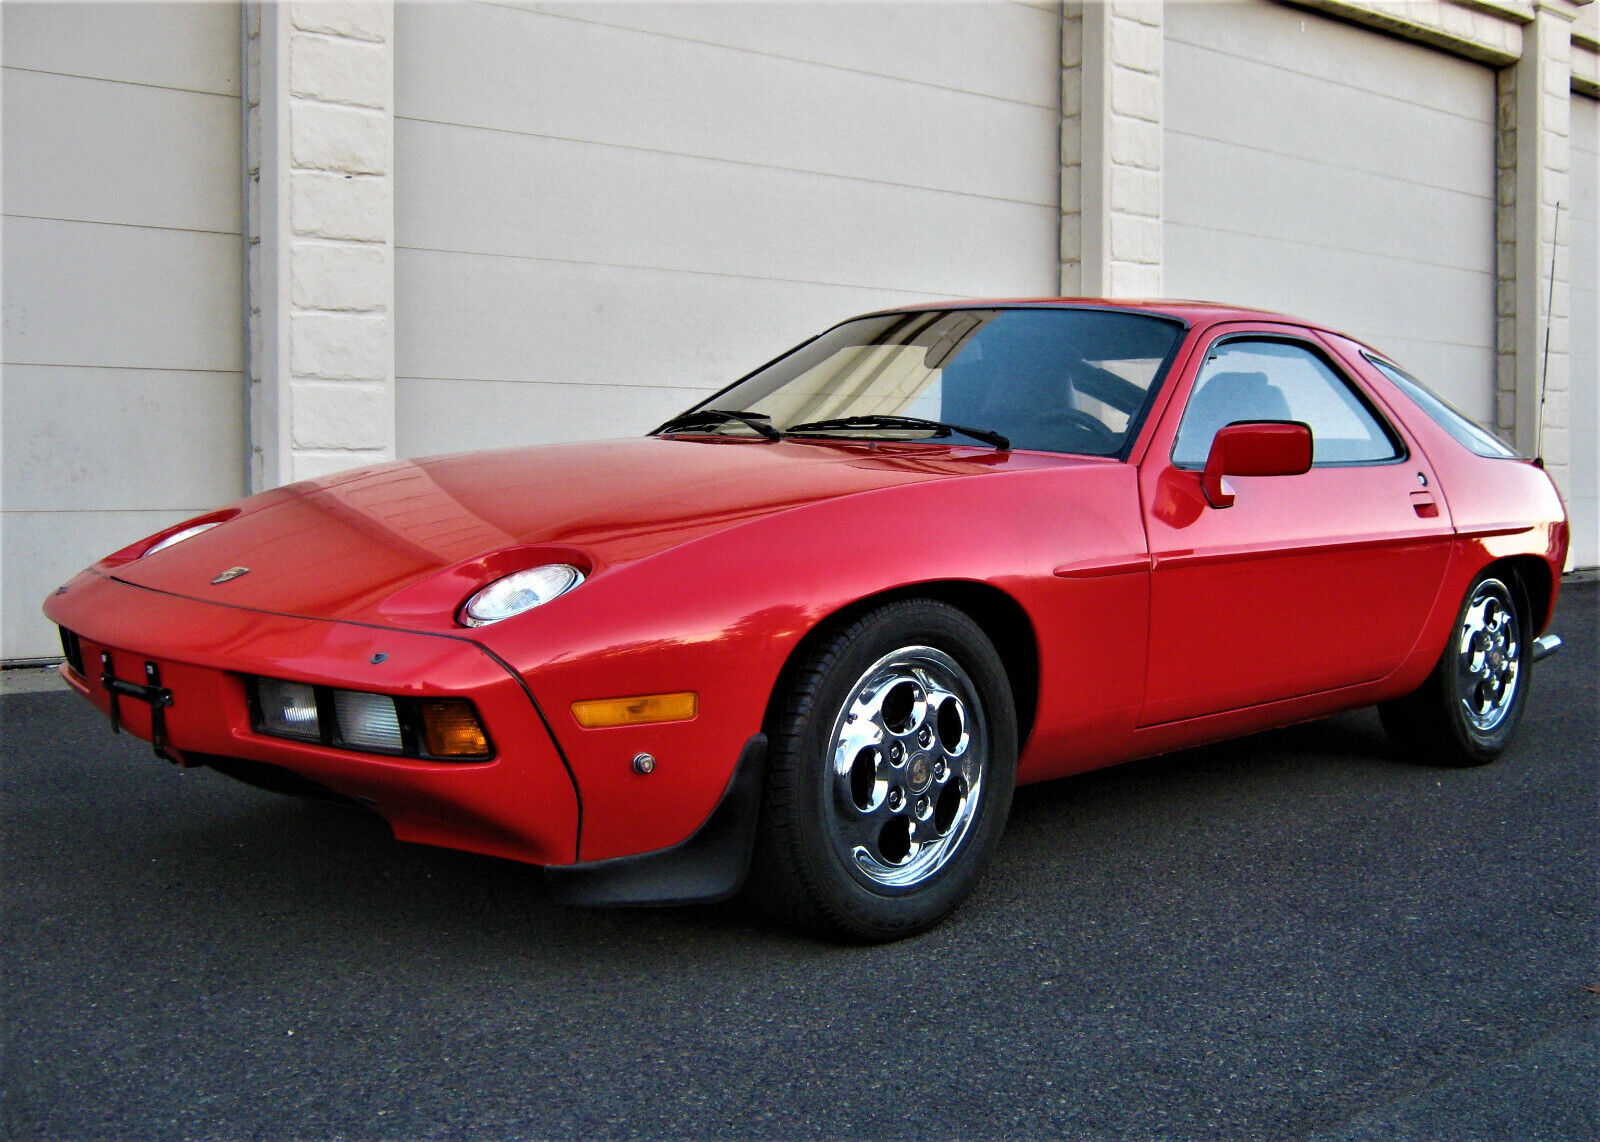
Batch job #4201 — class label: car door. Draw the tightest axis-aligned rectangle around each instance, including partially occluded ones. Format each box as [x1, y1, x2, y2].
[1137, 325, 1453, 726]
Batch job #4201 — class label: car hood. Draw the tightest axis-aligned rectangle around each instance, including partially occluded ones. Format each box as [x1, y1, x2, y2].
[106, 436, 1028, 629]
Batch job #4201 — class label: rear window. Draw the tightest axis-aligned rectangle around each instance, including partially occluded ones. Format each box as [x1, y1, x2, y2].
[1363, 353, 1517, 459]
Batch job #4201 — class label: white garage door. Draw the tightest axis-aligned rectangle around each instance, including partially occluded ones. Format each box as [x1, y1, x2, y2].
[1570, 94, 1598, 569]
[393, 1, 1062, 456]
[1, 3, 245, 661]
[1164, 1, 1497, 427]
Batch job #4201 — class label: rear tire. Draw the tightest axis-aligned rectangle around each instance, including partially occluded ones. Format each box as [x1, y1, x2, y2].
[1379, 571, 1531, 767]
[750, 600, 1017, 942]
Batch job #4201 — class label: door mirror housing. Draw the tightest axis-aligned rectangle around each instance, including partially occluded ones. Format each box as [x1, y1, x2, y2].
[1202, 421, 1313, 508]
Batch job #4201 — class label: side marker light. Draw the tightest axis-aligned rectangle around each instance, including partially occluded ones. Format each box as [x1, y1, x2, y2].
[571, 692, 698, 728]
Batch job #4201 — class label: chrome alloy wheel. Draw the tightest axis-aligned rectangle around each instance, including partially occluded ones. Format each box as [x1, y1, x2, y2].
[824, 646, 987, 889]
[1454, 577, 1522, 733]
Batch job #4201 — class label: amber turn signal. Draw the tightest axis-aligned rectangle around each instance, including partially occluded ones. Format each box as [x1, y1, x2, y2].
[420, 698, 491, 757]
[571, 691, 698, 728]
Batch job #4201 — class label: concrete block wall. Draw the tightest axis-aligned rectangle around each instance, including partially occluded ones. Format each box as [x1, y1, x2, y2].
[245, 0, 394, 489]
[1494, 3, 1575, 508]
[1062, 0, 1165, 297]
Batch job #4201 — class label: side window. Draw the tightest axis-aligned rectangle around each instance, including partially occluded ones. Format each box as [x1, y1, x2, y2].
[1364, 353, 1517, 459]
[1172, 339, 1401, 467]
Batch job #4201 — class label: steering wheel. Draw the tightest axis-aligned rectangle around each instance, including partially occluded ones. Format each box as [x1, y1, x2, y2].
[1031, 407, 1122, 454]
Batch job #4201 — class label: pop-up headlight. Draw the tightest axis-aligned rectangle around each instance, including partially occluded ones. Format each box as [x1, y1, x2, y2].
[145, 521, 220, 556]
[460, 564, 584, 626]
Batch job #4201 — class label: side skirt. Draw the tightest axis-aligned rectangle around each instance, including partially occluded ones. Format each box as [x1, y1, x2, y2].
[543, 733, 767, 907]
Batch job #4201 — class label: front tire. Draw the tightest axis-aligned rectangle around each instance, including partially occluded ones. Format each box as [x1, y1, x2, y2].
[1380, 571, 1532, 766]
[751, 600, 1017, 941]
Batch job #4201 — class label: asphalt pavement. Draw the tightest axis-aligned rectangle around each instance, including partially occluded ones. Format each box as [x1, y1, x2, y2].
[3, 582, 1596, 1140]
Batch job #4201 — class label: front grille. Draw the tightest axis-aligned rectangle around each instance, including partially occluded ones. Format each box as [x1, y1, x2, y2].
[58, 627, 85, 676]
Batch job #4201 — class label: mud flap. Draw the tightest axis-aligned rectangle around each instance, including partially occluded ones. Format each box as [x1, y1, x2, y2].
[543, 734, 767, 907]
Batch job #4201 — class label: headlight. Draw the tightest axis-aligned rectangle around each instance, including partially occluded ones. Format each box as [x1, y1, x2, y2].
[460, 564, 585, 626]
[249, 678, 493, 760]
[257, 678, 321, 741]
[145, 521, 220, 556]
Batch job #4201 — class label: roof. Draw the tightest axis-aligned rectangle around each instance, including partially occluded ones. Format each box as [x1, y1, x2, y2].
[873, 297, 1318, 329]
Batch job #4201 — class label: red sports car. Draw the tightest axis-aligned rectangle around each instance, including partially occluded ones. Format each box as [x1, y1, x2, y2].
[45, 301, 1568, 940]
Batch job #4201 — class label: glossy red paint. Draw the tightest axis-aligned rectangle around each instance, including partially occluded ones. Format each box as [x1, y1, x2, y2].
[46, 569, 578, 865]
[43, 301, 1569, 880]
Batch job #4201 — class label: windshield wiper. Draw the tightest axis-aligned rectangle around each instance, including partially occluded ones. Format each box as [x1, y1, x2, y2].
[652, 408, 781, 442]
[784, 414, 1010, 451]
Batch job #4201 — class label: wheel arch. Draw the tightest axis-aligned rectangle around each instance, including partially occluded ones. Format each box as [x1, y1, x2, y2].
[762, 581, 1040, 752]
[1484, 554, 1556, 632]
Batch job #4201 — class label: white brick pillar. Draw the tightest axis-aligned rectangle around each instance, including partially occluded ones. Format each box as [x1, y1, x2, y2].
[245, 0, 395, 490]
[1500, 0, 1578, 487]
[1062, 0, 1164, 298]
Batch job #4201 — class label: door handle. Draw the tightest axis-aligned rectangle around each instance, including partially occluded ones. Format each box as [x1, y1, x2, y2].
[1410, 491, 1439, 518]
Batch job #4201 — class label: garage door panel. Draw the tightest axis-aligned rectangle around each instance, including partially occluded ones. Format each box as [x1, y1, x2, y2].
[396, 248, 943, 395]
[1167, 133, 1491, 271]
[3, 5, 244, 660]
[2, 69, 239, 233]
[396, 1, 1056, 206]
[396, 119, 1057, 297]
[0, 1, 238, 95]
[396, 0, 1061, 462]
[1166, 1, 1493, 117]
[1364, 339, 1499, 426]
[1167, 40, 1490, 197]
[398, 377, 708, 457]
[3, 511, 207, 659]
[2, 366, 244, 513]
[1167, 225, 1493, 354]
[514, 1, 1060, 109]
[4, 218, 242, 373]
[1165, 0, 1495, 439]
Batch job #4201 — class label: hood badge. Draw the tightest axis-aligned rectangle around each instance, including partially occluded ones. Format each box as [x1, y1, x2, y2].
[211, 566, 251, 585]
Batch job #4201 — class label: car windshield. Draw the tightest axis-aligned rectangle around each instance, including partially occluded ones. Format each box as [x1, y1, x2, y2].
[661, 307, 1187, 456]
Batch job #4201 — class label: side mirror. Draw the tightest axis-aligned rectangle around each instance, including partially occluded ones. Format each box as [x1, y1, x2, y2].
[1202, 421, 1313, 508]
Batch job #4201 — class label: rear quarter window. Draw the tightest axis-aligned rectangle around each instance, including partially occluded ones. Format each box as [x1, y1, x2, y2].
[1363, 354, 1518, 459]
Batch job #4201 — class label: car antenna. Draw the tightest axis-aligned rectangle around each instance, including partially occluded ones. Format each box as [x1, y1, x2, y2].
[1535, 200, 1562, 465]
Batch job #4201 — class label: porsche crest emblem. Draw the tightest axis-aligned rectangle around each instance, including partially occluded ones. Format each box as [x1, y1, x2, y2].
[211, 566, 251, 584]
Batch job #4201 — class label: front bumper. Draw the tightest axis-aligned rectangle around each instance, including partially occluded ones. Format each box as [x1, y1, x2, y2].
[45, 571, 580, 866]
